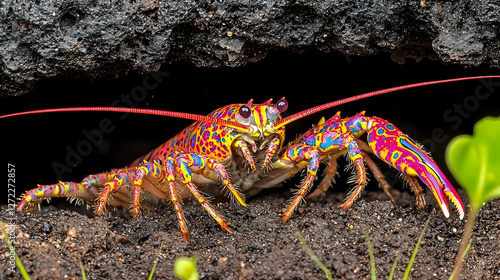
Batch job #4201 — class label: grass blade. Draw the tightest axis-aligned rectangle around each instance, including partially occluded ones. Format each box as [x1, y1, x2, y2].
[388, 256, 398, 280]
[148, 243, 164, 280]
[294, 227, 333, 280]
[78, 258, 87, 280]
[449, 239, 472, 280]
[1, 223, 31, 280]
[363, 228, 377, 280]
[403, 214, 432, 280]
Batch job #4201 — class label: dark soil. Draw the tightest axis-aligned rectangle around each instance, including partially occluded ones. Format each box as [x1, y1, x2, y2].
[1, 187, 499, 280]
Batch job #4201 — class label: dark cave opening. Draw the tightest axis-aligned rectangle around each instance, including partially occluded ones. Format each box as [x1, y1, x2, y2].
[2, 50, 499, 206]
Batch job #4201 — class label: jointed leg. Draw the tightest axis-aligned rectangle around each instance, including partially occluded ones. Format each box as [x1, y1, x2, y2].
[17, 169, 133, 212]
[305, 154, 341, 200]
[168, 151, 252, 240]
[235, 140, 257, 171]
[261, 136, 281, 170]
[165, 158, 189, 242]
[356, 140, 396, 204]
[130, 160, 168, 218]
[175, 154, 233, 233]
[95, 168, 136, 213]
[274, 144, 321, 222]
[339, 157, 366, 209]
[404, 174, 426, 209]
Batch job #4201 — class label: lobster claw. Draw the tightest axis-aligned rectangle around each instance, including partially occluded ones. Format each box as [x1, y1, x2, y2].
[366, 117, 465, 220]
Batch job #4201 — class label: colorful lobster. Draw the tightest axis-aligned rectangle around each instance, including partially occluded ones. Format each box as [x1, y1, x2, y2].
[4, 76, 495, 242]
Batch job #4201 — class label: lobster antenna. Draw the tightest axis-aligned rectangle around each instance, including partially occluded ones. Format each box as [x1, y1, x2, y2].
[0, 107, 251, 131]
[274, 75, 500, 129]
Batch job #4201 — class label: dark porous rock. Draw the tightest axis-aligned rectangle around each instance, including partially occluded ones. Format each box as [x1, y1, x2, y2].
[1, 0, 500, 95]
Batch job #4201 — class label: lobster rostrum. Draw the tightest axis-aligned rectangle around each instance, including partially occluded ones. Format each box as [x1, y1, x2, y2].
[4, 76, 496, 242]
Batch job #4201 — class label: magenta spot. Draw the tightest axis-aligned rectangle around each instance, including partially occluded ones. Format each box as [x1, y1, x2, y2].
[203, 131, 210, 141]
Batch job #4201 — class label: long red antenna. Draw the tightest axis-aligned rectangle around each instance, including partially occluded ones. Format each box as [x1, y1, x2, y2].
[274, 75, 500, 129]
[0, 107, 251, 131]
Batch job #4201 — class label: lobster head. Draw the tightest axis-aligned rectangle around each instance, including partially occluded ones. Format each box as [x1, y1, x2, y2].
[233, 98, 289, 139]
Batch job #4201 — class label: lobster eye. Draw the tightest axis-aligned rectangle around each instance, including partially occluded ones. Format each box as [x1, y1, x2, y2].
[239, 105, 252, 118]
[276, 99, 288, 113]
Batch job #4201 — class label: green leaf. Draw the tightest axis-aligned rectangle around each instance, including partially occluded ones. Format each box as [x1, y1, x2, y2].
[446, 116, 500, 211]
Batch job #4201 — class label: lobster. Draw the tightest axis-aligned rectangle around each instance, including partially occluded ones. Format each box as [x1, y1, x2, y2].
[3, 76, 496, 242]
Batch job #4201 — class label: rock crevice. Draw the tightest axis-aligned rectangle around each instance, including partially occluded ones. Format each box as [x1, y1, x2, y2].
[1, 0, 499, 95]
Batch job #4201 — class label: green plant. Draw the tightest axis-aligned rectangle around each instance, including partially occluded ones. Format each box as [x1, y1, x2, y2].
[148, 243, 164, 280]
[363, 228, 377, 280]
[295, 215, 430, 280]
[1, 223, 31, 280]
[402, 215, 430, 279]
[446, 116, 500, 280]
[364, 214, 431, 280]
[174, 256, 199, 280]
[294, 227, 333, 280]
[78, 258, 87, 280]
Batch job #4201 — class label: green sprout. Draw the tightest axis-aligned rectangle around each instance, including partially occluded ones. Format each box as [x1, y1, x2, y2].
[296, 215, 430, 280]
[446, 116, 500, 280]
[294, 227, 333, 280]
[363, 228, 377, 280]
[364, 214, 431, 280]
[174, 256, 199, 280]
[148, 243, 164, 280]
[78, 258, 87, 280]
[1, 223, 31, 280]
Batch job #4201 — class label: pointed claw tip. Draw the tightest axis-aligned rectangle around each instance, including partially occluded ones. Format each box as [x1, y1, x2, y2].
[281, 213, 291, 222]
[234, 195, 247, 207]
[443, 188, 465, 220]
[441, 205, 450, 219]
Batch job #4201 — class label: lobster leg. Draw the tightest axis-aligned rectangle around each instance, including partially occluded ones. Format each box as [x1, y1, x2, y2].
[17, 169, 132, 212]
[261, 136, 281, 170]
[130, 160, 168, 218]
[403, 174, 426, 209]
[305, 154, 341, 200]
[366, 117, 465, 219]
[304, 145, 397, 206]
[276, 145, 320, 222]
[173, 152, 237, 235]
[274, 130, 366, 222]
[132, 154, 192, 242]
[234, 140, 257, 171]
[339, 156, 367, 210]
[357, 140, 396, 205]
[95, 168, 136, 214]
[130, 151, 247, 242]
[164, 158, 189, 242]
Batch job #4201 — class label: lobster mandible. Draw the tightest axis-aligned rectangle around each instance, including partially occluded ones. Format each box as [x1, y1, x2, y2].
[6, 76, 495, 242]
